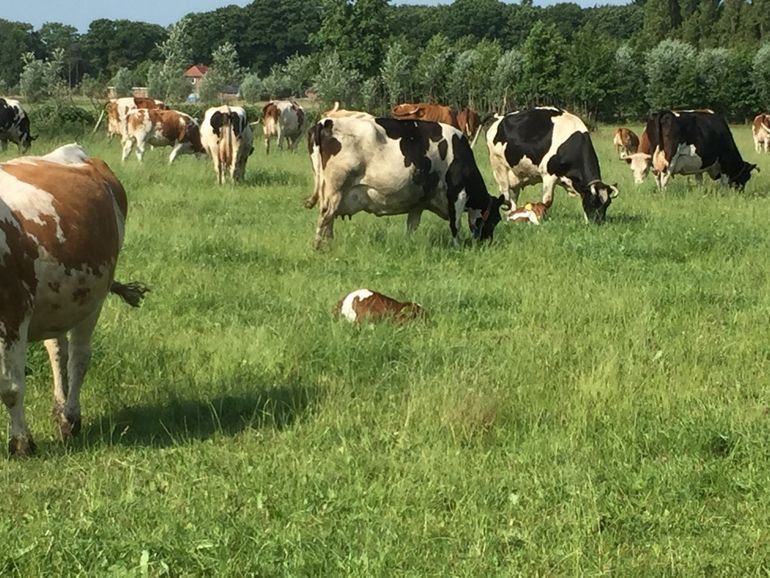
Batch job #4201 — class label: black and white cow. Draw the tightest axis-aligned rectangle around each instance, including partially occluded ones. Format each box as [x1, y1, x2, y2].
[0, 98, 34, 154]
[486, 107, 618, 224]
[305, 117, 508, 249]
[623, 110, 757, 191]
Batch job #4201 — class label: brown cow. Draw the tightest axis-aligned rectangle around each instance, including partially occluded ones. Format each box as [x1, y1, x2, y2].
[0, 144, 146, 457]
[457, 107, 482, 144]
[105, 97, 167, 140]
[613, 127, 640, 158]
[752, 113, 770, 153]
[335, 289, 425, 323]
[122, 108, 204, 163]
[392, 103, 458, 128]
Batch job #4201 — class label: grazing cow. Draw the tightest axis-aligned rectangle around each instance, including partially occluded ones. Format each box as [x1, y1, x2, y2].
[613, 127, 639, 158]
[262, 100, 305, 153]
[487, 107, 618, 224]
[336, 289, 425, 322]
[105, 97, 167, 141]
[506, 199, 551, 225]
[457, 107, 482, 145]
[321, 101, 374, 119]
[0, 98, 34, 153]
[624, 110, 756, 190]
[752, 113, 770, 153]
[392, 102, 458, 128]
[201, 105, 254, 184]
[306, 116, 508, 249]
[0, 144, 147, 457]
[621, 129, 652, 184]
[122, 108, 205, 163]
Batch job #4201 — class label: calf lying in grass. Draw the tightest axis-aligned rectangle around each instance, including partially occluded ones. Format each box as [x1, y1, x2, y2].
[336, 289, 425, 323]
[506, 200, 552, 225]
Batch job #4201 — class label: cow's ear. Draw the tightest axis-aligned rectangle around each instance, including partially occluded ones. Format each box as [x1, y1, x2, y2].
[590, 183, 598, 195]
[610, 184, 620, 198]
[751, 163, 759, 173]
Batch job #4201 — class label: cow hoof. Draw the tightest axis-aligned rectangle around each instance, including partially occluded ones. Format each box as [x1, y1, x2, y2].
[303, 197, 317, 209]
[8, 436, 36, 458]
[53, 406, 81, 438]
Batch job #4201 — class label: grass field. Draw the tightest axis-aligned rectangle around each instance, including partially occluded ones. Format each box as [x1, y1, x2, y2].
[2, 124, 770, 576]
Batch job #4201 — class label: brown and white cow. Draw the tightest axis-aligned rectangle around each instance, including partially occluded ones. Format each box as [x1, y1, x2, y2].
[457, 107, 482, 145]
[335, 289, 425, 322]
[752, 113, 770, 153]
[393, 103, 483, 146]
[321, 101, 374, 119]
[262, 100, 305, 153]
[105, 97, 167, 141]
[122, 108, 205, 163]
[0, 144, 146, 457]
[201, 105, 254, 184]
[0, 98, 35, 153]
[613, 127, 640, 158]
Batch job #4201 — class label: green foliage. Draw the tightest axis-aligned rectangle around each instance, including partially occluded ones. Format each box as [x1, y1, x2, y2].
[491, 49, 525, 112]
[19, 49, 67, 103]
[240, 73, 264, 102]
[26, 103, 95, 137]
[565, 27, 620, 121]
[81, 19, 166, 79]
[381, 41, 414, 106]
[415, 34, 454, 103]
[645, 39, 698, 111]
[261, 54, 317, 100]
[110, 67, 135, 98]
[147, 18, 192, 103]
[0, 19, 41, 89]
[199, 42, 244, 103]
[520, 22, 568, 107]
[753, 44, 770, 108]
[312, 50, 362, 109]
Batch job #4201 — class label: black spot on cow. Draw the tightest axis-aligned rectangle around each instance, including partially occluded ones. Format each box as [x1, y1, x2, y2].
[210, 111, 243, 138]
[310, 119, 342, 169]
[493, 108, 562, 168]
[438, 139, 448, 160]
[546, 131, 604, 195]
[375, 118, 443, 168]
[0, 98, 13, 132]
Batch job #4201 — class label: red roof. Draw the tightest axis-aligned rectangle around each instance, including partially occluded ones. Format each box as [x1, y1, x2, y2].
[184, 64, 209, 78]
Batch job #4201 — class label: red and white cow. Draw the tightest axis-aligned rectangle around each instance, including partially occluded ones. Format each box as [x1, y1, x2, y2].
[262, 100, 305, 153]
[105, 97, 167, 141]
[0, 144, 146, 457]
[752, 113, 770, 153]
[201, 106, 254, 184]
[0, 98, 34, 153]
[612, 127, 640, 158]
[121, 108, 205, 163]
[335, 289, 425, 322]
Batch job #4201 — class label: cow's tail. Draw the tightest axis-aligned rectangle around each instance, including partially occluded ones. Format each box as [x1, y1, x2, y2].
[305, 121, 326, 209]
[110, 281, 149, 307]
[219, 107, 234, 181]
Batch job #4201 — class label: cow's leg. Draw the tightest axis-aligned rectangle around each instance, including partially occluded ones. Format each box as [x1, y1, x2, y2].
[168, 142, 184, 164]
[134, 140, 146, 162]
[490, 161, 513, 206]
[1, 326, 34, 457]
[59, 307, 102, 438]
[45, 336, 69, 430]
[0, 138, 7, 152]
[314, 192, 341, 249]
[264, 135, 270, 155]
[541, 175, 558, 207]
[694, 173, 704, 186]
[121, 138, 134, 162]
[406, 209, 422, 235]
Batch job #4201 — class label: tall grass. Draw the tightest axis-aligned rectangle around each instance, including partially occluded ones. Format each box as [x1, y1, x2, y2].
[1, 126, 769, 575]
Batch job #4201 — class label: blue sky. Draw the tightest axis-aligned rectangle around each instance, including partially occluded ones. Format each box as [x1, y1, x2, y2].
[7, 0, 629, 32]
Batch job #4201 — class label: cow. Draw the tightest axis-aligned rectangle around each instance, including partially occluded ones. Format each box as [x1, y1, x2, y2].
[121, 108, 205, 163]
[392, 102, 458, 128]
[457, 107, 482, 145]
[335, 289, 425, 323]
[486, 107, 618, 224]
[105, 97, 167, 141]
[613, 127, 639, 158]
[306, 116, 508, 249]
[0, 98, 34, 154]
[0, 143, 147, 457]
[262, 100, 305, 154]
[506, 199, 551, 225]
[200, 105, 254, 184]
[321, 101, 374, 119]
[752, 113, 770, 153]
[623, 110, 756, 191]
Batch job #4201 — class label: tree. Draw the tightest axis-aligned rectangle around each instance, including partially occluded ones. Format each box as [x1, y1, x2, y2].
[645, 39, 698, 111]
[148, 17, 192, 102]
[381, 41, 414, 106]
[198, 42, 244, 102]
[492, 48, 525, 112]
[640, 0, 675, 47]
[39, 23, 82, 87]
[110, 67, 135, 97]
[19, 48, 66, 103]
[519, 22, 568, 107]
[564, 27, 619, 120]
[443, 0, 508, 41]
[753, 44, 770, 108]
[614, 44, 648, 119]
[415, 34, 454, 103]
[312, 50, 362, 109]
[0, 19, 41, 89]
[240, 73, 263, 101]
[82, 19, 166, 79]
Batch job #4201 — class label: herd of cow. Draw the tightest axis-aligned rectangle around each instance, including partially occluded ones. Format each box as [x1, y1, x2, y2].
[1, 92, 768, 457]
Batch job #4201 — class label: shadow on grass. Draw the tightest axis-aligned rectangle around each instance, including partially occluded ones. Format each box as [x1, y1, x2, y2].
[243, 166, 308, 187]
[73, 381, 318, 449]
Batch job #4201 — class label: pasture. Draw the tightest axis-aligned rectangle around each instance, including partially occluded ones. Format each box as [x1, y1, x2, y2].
[2, 124, 770, 575]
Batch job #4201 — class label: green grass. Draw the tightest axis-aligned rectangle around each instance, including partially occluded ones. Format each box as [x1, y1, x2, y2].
[2, 125, 770, 576]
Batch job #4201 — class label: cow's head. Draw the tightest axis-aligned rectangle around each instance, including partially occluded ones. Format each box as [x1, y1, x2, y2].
[392, 104, 423, 118]
[730, 162, 758, 190]
[471, 195, 510, 240]
[19, 132, 35, 153]
[622, 152, 651, 184]
[583, 180, 618, 224]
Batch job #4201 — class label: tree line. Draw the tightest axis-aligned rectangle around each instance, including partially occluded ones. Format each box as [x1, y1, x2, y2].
[1, 0, 770, 121]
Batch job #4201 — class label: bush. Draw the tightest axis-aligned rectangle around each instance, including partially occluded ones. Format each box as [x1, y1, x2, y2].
[28, 104, 96, 138]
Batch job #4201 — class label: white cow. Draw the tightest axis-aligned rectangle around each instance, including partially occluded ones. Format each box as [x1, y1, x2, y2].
[262, 100, 305, 153]
[200, 106, 254, 184]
